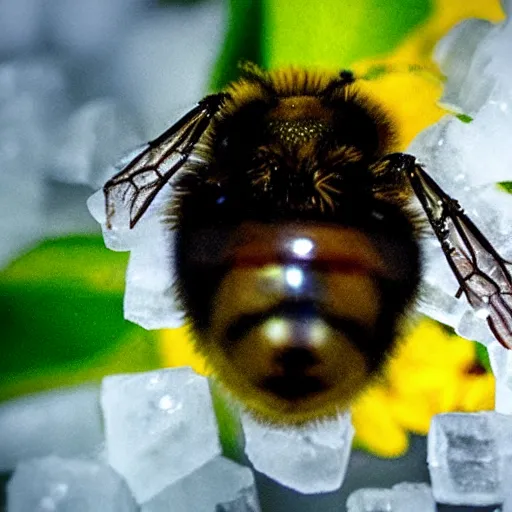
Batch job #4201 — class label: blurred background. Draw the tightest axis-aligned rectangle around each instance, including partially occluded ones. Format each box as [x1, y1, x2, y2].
[0, 0, 506, 510]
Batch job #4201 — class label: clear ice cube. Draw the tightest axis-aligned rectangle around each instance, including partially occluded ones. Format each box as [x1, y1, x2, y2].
[346, 482, 436, 512]
[141, 456, 260, 512]
[487, 341, 512, 414]
[87, 165, 184, 329]
[428, 412, 512, 506]
[242, 411, 353, 494]
[405, 10, 512, 345]
[0, 385, 102, 472]
[101, 367, 221, 503]
[123, 221, 185, 329]
[434, 18, 499, 115]
[7, 456, 137, 512]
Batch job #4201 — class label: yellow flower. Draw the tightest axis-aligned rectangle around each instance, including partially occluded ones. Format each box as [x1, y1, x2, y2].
[351, 386, 409, 458]
[158, 326, 209, 377]
[351, 319, 495, 458]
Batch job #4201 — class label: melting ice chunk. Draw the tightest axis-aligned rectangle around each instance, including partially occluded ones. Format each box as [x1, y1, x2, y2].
[141, 456, 260, 512]
[346, 482, 435, 512]
[7, 456, 137, 512]
[487, 341, 512, 414]
[87, 183, 184, 329]
[123, 222, 185, 329]
[406, 11, 512, 346]
[101, 367, 221, 504]
[242, 411, 353, 494]
[428, 412, 512, 506]
[0, 385, 102, 472]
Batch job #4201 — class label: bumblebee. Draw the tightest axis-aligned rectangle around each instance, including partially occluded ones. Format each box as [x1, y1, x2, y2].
[104, 65, 512, 425]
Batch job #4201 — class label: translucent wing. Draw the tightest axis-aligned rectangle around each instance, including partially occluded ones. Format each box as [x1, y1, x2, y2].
[408, 163, 512, 348]
[103, 93, 229, 229]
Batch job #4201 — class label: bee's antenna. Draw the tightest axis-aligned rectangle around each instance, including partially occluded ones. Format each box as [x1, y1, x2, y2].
[321, 70, 355, 97]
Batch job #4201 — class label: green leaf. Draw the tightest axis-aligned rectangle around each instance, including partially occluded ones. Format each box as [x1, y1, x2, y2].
[456, 113, 474, 123]
[0, 236, 159, 401]
[210, 0, 433, 91]
[0, 235, 127, 293]
[210, 0, 264, 90]
[209, 380, 244, 462]
[475, 341, 492, 373]
[499, 181, 512, 194]
[262, 0, 433, 68]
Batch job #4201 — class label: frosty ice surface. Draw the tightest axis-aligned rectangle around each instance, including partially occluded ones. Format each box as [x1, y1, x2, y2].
[428, 412, 512, 506]
[101, 367, 221, 503]
[0, 385, 102, 471]
[242, 411, 353, 494]
[141, 456, 260, 512]
[7, 456, 137, 512]
[346, 482, 435, 512]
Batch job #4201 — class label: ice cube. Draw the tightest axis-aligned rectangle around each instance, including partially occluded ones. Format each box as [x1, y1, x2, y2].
[346, 482, 435, 512]
[242, 411, 353, 494]
[487, 341, 512, 414]
[417, 282, 469, 329]
[141, 456, 260, 512]
[123, 221, 184, 329]
[0, 385, 102, 472]
[456, 310, 498, 347]
[435, 18, 496, 115]
[216, 494, 261, 512]
[428, 412, 512, 506]
[88, 169, 184, 329]
[101, 367, 221, 503]
[7, 456, 137, 512]
[407, 52, 512, 346]
[434, 18, 499, 115]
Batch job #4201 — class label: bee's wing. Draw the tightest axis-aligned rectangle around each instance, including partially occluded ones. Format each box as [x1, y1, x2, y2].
[103, 93, 228, 229]
[408, 164, 512, 348]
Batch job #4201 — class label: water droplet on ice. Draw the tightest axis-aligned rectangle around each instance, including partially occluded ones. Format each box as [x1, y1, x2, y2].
[158, 394, 182, 414]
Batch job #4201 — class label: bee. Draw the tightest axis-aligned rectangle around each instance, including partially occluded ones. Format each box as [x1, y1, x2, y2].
[104, 64, 512, 425]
